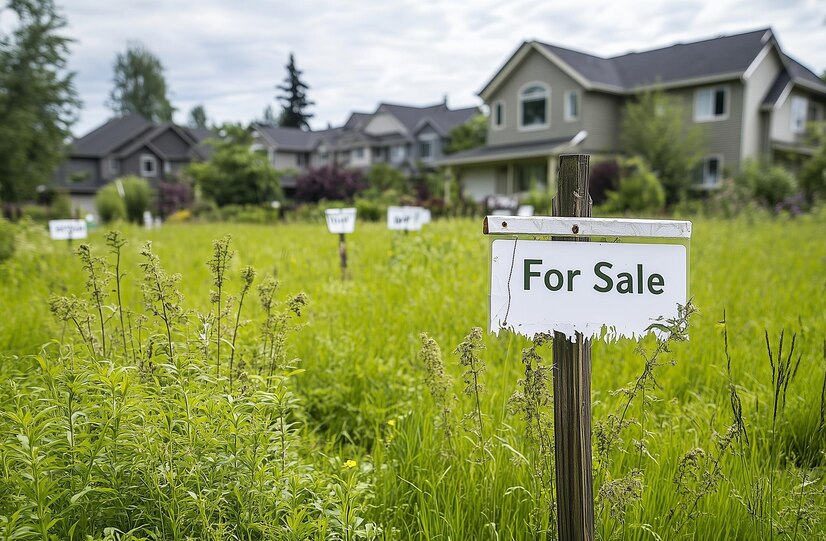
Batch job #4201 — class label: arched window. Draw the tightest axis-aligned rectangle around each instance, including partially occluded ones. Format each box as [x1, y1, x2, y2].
[519, 83, 549, 129]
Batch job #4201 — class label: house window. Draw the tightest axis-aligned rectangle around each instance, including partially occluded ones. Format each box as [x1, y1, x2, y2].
[519, 83, 549, 129]
[564, 91, 580, 121]
[351, 147, 364, 160]
[140, 154, 157, 178]
[109, 158, 120, 175]
[163, 161, 172, 175]
[492, 101, 504, 129]
[296, 153, 309, 167]
[418, 139, 434, 160]
[694, 86, 728, 121]
[700, 155, 723, 188]
[790, 96, 808, 134]
[390, 145, 406, 162]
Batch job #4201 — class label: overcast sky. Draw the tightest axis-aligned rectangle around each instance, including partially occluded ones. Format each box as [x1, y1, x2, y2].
[19, 0, 826, 135]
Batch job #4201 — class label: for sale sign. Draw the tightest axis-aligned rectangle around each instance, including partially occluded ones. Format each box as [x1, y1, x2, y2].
[486, 216, 690, 340]
[387, 206, 423, 231]
[48, 219, 87, 240]
[325, 208, 357, 234]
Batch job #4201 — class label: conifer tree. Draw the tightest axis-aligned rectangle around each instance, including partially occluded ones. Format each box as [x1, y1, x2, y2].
[276, 53, 314, 130]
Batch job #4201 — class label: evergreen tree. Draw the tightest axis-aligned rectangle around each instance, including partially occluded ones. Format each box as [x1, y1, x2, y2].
[260, 104, 277, 125]
[109, 42, 174, 123]
[276, 53, 314, 130]
[0, 0, 79, 206]
[188, 104, 208, 129]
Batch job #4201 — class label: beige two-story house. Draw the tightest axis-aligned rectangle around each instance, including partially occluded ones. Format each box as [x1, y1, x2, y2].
[439, 28, 826, 202]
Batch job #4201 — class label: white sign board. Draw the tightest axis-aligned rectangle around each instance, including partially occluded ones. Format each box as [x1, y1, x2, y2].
[387, 206, 423, 231]
[325, 208, 357, 234]
[490, 240, 687, 340]
[48, 219, 87, 240]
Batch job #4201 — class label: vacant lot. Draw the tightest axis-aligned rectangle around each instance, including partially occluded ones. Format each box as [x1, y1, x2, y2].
[1, 214, 824, 540]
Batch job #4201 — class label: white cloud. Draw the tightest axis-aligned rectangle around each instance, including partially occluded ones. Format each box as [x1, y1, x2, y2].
[47, 0, 826, 134]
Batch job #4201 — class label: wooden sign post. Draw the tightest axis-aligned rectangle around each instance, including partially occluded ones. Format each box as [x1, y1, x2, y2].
[325, 208, 357, 280]
[552, 154, 594, 541]
[484, 154, 691, 541]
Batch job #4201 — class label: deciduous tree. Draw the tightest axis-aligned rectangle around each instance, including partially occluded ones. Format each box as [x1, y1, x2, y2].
[186, 124, 282, 206]
[444, 114, 486, 154]
[109, 42, 174, 122]
[620, 87, 705, 205]
[0, 0, 79, 206]
[188, 104, 208, 129]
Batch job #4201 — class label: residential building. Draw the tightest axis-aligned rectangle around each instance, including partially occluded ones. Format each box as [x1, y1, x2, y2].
[438, 28, 826, 202]
[250, 100, 479, 196]
[53, 114, 211, 213]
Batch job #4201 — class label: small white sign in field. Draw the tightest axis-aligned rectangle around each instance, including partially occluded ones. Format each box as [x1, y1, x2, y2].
[48, 219, 87, 240]
[325, 208, 357, 234]
[487, 217, 690, 340]
[387, 206, 423, 231]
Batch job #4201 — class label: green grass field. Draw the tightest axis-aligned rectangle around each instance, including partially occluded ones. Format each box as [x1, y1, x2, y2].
[1, 214, 825, 540]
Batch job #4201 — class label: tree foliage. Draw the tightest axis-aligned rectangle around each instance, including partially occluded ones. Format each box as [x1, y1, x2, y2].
[620, 88, 705, 205]
[444, 114, 486, 155]
[276, 53, 314, 130]
[186, 124, 282, 207]
[109, 41, 174, 123]
[0, 0, 79, 205]
[294, 165, 365, 203]
[602, 157, 666, 213]
[188, 104, 208, 129]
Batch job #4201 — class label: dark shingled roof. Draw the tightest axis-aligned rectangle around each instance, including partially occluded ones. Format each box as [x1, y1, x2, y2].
[72, 114, 152, 157]
[438, 135, 578, 165]
[534, 28, 821, 92]
[376, 102, 479, 136]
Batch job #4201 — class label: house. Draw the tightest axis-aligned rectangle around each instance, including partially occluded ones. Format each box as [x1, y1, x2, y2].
[52, 114, 211, 214]
[438, 28, 826, 202]
[250, 100, 479, 196]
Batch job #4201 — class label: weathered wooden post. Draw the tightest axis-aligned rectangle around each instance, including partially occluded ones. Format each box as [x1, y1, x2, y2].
[484, 154, 690, 541]
[338, 232, 348, 280]
[324, 208, 357, 280]
[552, 154, 594, 541]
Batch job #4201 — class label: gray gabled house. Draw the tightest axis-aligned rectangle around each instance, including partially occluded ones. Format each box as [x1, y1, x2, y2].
[53, 114, 211, 213]
[250, 100, 479, 196]
[439, 28, 826, 202]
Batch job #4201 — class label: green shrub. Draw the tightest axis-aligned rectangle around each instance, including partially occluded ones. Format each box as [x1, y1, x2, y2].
[519, 190, 553, 215]
[735, 160, 798, 208]
[355, 197, 384, 221]
[95, 183, 127, 223]
[799, 149, 826, 204]
[0, 219, 15, 263]
[119, 176, 152, 223]
[20, 204, 50, 223]
[49, 192, 73, 219]
[601, 157, 666, 213]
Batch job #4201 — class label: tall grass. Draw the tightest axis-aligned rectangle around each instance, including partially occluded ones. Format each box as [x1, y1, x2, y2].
[0, 213, 824, 539]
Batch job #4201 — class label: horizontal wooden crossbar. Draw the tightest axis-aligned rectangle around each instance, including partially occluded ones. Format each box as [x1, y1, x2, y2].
[483, 216, 692, 239]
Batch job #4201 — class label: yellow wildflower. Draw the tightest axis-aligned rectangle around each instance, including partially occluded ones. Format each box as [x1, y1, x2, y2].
[387, 419, 396, 428]
[343, 459, 357, 469]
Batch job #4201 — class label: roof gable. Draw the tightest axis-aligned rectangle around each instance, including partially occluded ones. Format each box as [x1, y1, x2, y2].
[480, 28, 806, 99]
[71, 114, 153, 157]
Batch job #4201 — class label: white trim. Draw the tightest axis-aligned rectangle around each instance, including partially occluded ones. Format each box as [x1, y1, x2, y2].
[700, 154, 723, 189]
[693, 85, 730, 123]
[563, 90, 580, 122]
[518, 81, 550, 131]
[140, 154, 157, 178]
[743, 43, 772, 80]
[790, 95, 808, 134]
[484, 216, 692, 239]
[492, 100, 505, 130]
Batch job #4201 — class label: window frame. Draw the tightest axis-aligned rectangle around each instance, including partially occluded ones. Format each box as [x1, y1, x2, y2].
[790, 95, 808, 134]
[518, 82, 550, 131]
[563, 90, 580, 122]
[492, 100, 505, 130]
[700, 154, 723, 188]
[693, 85, 730, 122]
[140, 154, 157, 178]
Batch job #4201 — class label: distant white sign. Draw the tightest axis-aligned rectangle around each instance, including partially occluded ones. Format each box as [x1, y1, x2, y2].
[48, 219, 87, 240]
[517, 205, 534, 217]
[490, 240, 687, 340]
[325, 208, 357, 234]
[420, 208, 432, 225]
[387, 206, 423, 231]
